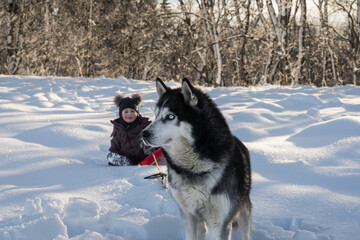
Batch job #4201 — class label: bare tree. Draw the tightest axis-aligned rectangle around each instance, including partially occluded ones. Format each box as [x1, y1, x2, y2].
[256, 0, 295, 85]
[1, 0, 360, 86]
[178, 0, 207, 84]
[198, 1, 223, 86]
[3, 0, 24, 75]
[233, 0, 251, 86]
[295, 0, 307, 85]
[333, 0, 359, 85]
[315, 0, 338, 86]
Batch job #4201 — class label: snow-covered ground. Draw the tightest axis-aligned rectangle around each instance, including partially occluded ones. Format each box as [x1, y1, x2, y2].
[0, 75, 359, 240]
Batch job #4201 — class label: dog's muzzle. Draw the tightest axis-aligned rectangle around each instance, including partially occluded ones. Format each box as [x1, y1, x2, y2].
[140, 130, 152, 146]
[141, 130, 151, 139]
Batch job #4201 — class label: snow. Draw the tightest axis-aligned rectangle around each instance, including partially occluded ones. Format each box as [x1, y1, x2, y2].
[0, 75, 359, 240]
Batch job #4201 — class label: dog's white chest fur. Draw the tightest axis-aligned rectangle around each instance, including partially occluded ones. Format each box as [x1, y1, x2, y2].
[171, 183, 210, 216]
[168, 168, 230, 225]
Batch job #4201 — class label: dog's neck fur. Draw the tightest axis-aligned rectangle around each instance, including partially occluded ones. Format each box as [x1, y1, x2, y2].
[165, 153, 210, 178]
[162, 141, 216, 178]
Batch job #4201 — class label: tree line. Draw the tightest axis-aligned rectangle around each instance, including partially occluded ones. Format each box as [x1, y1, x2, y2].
[1, 0, 360, 86]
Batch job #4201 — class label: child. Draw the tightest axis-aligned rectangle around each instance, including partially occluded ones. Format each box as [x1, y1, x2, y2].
[107, 93, 152, 166]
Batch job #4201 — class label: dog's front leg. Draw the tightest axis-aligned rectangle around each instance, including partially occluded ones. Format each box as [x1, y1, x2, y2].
[196, 220, 206, 240]
[206, 219, 232, 240]
[181, 211, 205, 240]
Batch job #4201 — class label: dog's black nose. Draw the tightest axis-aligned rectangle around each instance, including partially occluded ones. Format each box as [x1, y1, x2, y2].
[142, 130, 151, 138]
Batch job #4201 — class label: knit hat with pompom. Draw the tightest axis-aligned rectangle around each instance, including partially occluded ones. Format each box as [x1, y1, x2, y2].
[114, 93, 143, 115]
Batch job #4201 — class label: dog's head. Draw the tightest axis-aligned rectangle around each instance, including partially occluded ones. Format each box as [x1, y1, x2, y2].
[141, 78, 199, 149]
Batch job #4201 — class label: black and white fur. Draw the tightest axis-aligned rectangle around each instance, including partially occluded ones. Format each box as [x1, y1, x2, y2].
[141, 78, 253, 240]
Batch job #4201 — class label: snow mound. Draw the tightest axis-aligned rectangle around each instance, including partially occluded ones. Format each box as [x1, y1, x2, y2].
[276, 93, 323, 110]
[15, 124, 84, 148]
[288, 117, 360, 147]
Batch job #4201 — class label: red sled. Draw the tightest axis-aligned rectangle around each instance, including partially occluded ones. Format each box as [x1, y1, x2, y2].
[138, 148, 166, 166]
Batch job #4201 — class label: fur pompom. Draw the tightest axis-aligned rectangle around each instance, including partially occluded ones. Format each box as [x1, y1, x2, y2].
[131, 93, 143, 106]
[114, 94, 125, 107]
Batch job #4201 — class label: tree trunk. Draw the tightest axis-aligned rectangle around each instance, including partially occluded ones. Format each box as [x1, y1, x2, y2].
[178, 0, 207, 83]
[6, 0, 24, 75]
[295, 0, 306, 85]
[318, 0, 338, 85]
[201, 1, 222, 86]
[355, 0, 360, 85]
[266, 0, 293, 85]
[84, 0, 94, 77]
[234, 0, 251, 86]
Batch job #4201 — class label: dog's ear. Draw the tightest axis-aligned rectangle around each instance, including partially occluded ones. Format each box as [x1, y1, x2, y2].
[131, 93, 143, 106]
[114, 94, 125, 107]
[156, 78, 168, 98]
[182, 78, 198, 107]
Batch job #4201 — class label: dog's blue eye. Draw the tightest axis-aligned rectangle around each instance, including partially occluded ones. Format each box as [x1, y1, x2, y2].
[166, 114, 175, 120]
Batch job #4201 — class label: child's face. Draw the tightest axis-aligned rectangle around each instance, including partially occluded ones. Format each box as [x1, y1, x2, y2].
[121, 108, 137, 123]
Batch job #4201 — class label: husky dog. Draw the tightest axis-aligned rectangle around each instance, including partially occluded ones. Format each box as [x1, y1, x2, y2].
[141, 78, 253, 240]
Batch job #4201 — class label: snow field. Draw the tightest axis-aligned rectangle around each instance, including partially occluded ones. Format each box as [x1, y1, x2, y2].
[0, 75, 359, 239]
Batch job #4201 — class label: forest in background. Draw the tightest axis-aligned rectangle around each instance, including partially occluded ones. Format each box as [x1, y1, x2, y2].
[1, 0, 360, 86]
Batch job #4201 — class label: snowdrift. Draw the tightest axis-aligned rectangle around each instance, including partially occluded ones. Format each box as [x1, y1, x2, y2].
[0, 76, 359, 240]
